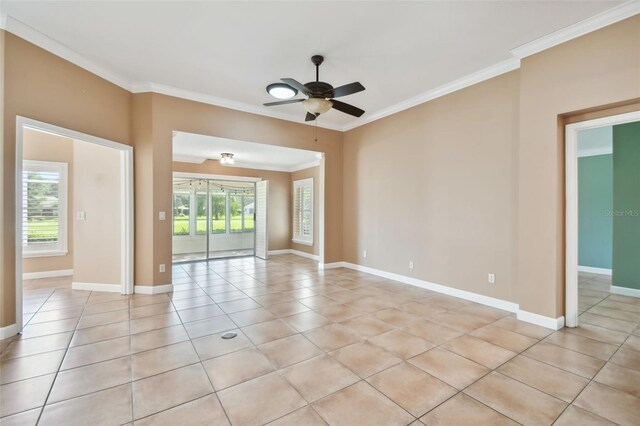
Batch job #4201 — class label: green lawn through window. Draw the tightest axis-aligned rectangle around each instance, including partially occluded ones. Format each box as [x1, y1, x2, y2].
[174, 214, 254, 235]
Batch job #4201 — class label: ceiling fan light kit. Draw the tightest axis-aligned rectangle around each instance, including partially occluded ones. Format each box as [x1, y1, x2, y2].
[266, 83, 297, 99]
[263, 55, 366, 122]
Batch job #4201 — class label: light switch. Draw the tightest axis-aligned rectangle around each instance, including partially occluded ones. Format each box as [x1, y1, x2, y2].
[159, 211, 166, 221]
[76, 211, 86, 221]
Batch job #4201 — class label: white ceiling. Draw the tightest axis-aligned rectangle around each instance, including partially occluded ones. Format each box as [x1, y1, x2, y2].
[0, 1, 627, 130]
[173, 132, 322, 172]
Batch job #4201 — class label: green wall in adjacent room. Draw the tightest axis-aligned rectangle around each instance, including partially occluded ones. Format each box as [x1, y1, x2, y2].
[578, 154, 612, 269]
[612, 121, 640, 290]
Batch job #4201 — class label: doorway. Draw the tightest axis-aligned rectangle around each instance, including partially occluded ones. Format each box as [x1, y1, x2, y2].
[15, 117, 134, 333]
[171, 175, 261, 262]
[565, 110, 640, 327]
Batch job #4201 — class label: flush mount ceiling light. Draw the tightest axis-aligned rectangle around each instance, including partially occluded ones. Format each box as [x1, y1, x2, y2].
[266, 83, 298, 100]
[219, 153, 234, 165]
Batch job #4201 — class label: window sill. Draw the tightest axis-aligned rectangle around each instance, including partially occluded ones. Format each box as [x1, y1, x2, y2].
[23, 250, 68, 258]
[292, 239, 313, 246]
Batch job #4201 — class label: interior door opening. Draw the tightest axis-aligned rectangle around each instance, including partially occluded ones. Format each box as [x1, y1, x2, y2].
[565, 111, 640, 328]
[172, 176, 258, 263]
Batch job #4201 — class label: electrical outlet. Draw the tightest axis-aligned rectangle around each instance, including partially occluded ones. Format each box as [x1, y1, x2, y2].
[409, 261, 414, 269]
[363, 250, 367, 258]
[488, 273, 495, 284]
[159, 264, 166, 273]
[76, 211, 86, 221]
[158, 211, 166, 221]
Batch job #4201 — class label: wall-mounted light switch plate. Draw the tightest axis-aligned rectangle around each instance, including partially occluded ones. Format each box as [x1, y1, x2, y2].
[76, 211, 86, 221]
[159, 211, 166, 221]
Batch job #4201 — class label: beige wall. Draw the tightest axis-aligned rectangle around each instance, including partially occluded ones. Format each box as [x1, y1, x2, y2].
[22, 128, 75, 273]
[2, 16, 639, 327]
[73, 141, 121, 285]
[516, 15, 640, 317]
[147, 93, 344, 285]
[291, 166, 320, 256]
[344, 71, 520, 302]
[2, 32, 132, 327]
[173, 161, 292, 251]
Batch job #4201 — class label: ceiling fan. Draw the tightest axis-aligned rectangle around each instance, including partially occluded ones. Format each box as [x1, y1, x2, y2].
[263, 55, 365, 122]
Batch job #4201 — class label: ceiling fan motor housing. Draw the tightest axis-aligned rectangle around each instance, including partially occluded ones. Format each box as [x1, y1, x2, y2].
[304, 81, 334, 98]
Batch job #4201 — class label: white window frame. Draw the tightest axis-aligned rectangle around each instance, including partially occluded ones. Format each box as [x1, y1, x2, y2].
[22, 160, 68, 258]
[292, 177, 313, 246]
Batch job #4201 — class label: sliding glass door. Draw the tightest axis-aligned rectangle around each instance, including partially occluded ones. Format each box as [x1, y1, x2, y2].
[172, 177, 256, 263]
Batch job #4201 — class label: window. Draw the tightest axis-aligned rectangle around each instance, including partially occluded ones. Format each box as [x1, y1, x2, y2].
[22, 160, 68, 257]
[210, 191, 226, 234]
[230, 193, 255, 233]
[293, 178, 313, 245]
[195, 191, 207, 235]
[172, 192, 190, 235]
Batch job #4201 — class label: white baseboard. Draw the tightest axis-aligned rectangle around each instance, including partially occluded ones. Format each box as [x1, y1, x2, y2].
[578, 266, 612, 276]
[0, 323, 19, 339]
[23, 269, 74, 280]
[330, 261, 563, 330]
[268, 249, 291, 256]
[268, 249, 320, 262]
[72, 282, 121, 293]
[319, 261, 346, 270]
[517, 310, 565, 330]
[135, 284, 174, 294]
[611, 286, 640, 298]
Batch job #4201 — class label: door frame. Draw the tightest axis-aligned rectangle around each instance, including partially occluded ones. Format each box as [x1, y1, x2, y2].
[15, 116, 134, 332]
[565, 110, 640, 327]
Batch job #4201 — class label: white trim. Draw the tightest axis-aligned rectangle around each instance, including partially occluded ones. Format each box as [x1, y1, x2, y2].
[132, 82, 344, 132]
[610, 286, 640, 298]
[565, 110, 640, 328]
[22, 160, 69, 256]
[23, 269, 73, 280]
[72, 282, 121, 293]
[292, 177, 313, 246]
[0, 323, 19, 340]
[578, 147, 613, 158]
[578, 266, 612, 276]
[15, 117, 135, 334]
[173, 172, 261, 183]
[135, 284, 174, 295]
[320, 261, 563, 330]
[2, 3, 637, 133]
[0, 15, 132, 90]
[22, 250, 68, 258]
[267, 249, 291, 256]
[517, 310, 565, 331]
[341, 58, 521, 131]
[510, 1, 640, 59]
[319, 262, 346, 270]
[289, 160, 321, 173]
[267, 249, 320, 262]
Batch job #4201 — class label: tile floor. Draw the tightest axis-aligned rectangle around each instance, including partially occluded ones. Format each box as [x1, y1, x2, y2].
[1, 258, 639, 425]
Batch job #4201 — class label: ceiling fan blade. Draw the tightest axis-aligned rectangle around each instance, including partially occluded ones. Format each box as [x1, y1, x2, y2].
[305, 112, 317, 122]
[331, 82, 365, 98]
[263, 99, 304, 107]
[281, 78, 312, 96]
[331, 100, 365, 117]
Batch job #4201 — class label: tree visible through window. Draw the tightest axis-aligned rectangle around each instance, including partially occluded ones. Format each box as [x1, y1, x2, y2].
[22, 160, 68, 255]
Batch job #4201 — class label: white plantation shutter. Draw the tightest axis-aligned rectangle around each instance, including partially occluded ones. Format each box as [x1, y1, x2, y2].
[22, 160, 68, 256]
[292, 178, 313, 245]
[255, 180, 268, 259]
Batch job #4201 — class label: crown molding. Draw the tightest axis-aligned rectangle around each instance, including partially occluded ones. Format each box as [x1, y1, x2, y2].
[2, 1, 638, 133]
[341, 57, 521, 132]
[173, 156, 320, 173]
[0, 14, 132, 90]
[510, 0, 640, 59]
[132, 82, 344, 132]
